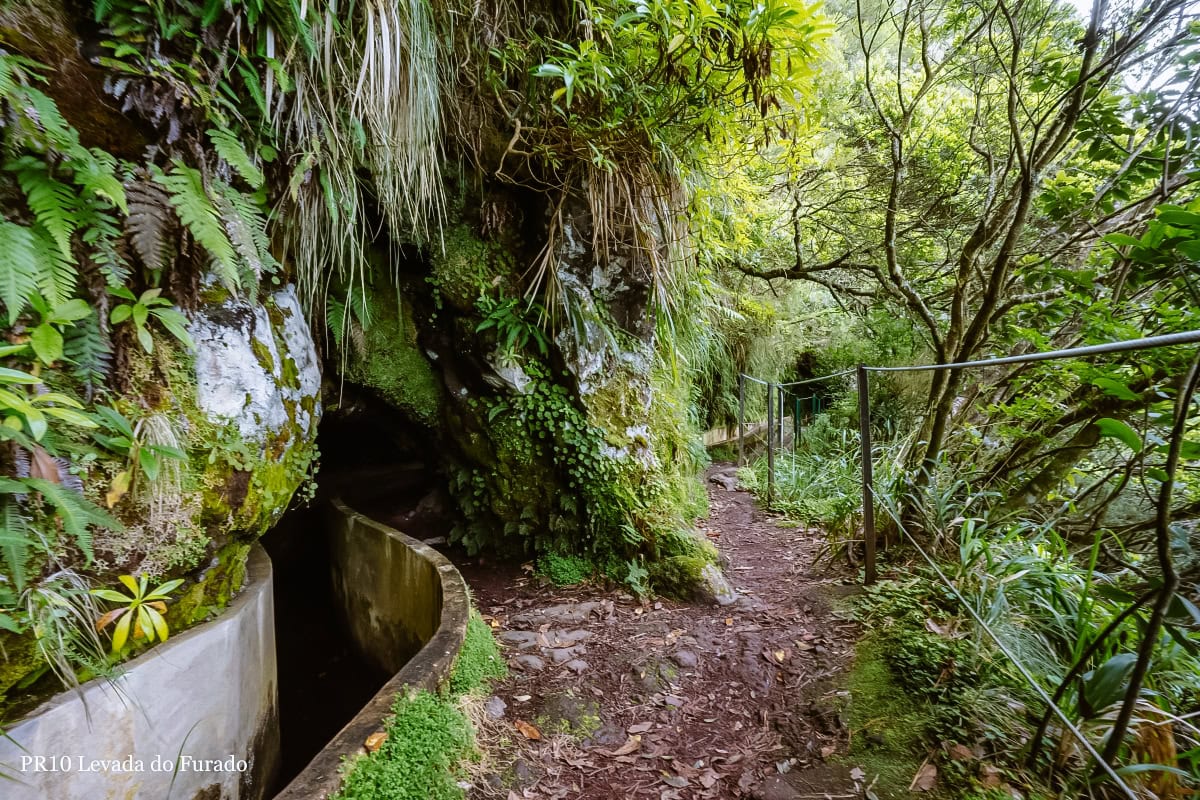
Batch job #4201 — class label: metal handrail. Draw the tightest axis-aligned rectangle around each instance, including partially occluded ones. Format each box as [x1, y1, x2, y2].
[867, 330, 1200, 372]
[734, 329, 1200, 796]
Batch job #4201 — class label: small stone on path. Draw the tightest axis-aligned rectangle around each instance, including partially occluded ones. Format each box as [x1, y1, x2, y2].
[585, 722, 627, 748]
[756, 774, 802, 800]
[500, 630, 539, 648]
[671, 650, 699, 668]
[511, 602, 599, 627]
[548, 646, 584, 664]
[710, 473, 738, 491]
[548, 629, 592, 646]
[564, 659, 589, 674]
[698, 563, 739, 606]
[484, 696, 507, 720]
[512, 654, 546, 672]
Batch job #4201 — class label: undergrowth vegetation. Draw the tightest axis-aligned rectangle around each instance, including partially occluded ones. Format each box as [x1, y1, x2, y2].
[335, 610, 505, 800]
[718, 0, 1200, 793]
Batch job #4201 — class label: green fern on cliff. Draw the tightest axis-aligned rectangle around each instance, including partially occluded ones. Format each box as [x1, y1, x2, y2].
[215, 181, 278, 285]
[208, 127, 265, 189]
[63, 313, 113, 394]
[154, 162, 241, 292]
[0, 220, 40, 324]
[11, 161, 78, 262]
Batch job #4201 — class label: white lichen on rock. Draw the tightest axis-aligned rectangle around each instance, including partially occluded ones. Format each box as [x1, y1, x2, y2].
[188, 283, 321, 445]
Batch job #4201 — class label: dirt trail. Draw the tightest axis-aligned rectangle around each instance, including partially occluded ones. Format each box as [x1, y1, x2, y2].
[454, 464, 865, 799]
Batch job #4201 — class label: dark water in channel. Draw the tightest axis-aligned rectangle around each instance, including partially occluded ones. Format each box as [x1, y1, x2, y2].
[261, 506, 389, 791]
[261, 392, 451, 791]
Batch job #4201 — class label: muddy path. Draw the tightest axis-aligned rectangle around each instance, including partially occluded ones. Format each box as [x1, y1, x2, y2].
[453, 464, 866, 799]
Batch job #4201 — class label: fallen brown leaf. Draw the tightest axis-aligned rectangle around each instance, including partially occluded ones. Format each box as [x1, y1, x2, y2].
[600, 735, 641, 757]
[514, 720, 541, 740]
[30, 446, 60, 484]
[945, 742, 974, 761]
[979, 763, 1002, 787]
[910, 761, 937, 792]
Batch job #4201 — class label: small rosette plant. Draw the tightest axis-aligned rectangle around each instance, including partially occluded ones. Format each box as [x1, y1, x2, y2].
[91, 575, 184, 654]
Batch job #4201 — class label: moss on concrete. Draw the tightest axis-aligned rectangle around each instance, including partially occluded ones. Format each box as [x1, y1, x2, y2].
[169, 541, 251, 626]
[0, 631, 43, 720]
[336, 606, 504, 800]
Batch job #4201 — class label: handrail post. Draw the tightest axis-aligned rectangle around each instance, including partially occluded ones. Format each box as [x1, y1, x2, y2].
[857, 365, 876, 585]
[737, 374, 745, 467]
[766, 381, 775, 508]
[793, 395, 800, 453]
[780, 386, 786, 449]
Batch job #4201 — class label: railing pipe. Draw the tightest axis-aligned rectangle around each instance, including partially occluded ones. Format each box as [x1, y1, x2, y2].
[856, 365, 876, 585]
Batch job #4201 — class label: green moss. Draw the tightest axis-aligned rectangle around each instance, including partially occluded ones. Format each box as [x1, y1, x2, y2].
[169, 541, 251, 626]
[534, 692, 601, 739]
[0, 630, 43, 719]
[646, 554, 711, 599]
[346, 292, 442, 425]
[333, 689, 474, 800]
[428, 223, 516, 312]
[655, 527, 716, 561]
[250, 335, 276, 372]
[449, 611, 506, 695]
[839, 633, 935, 799]
[536, 552, 593, 586]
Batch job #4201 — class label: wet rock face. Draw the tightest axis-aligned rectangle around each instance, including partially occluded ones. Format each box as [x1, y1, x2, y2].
[553, 192, 657, 345]
[189, 284, 322, 445]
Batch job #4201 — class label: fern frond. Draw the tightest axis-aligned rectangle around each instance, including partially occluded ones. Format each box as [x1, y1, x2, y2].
[70, 148, 127, 213]
[24, 478, 120, 564]
[125, 177, 176, 274]
[22, 87, 79, 152]
[0, 220, 41, 324]
[13, 162, 79, 262]
[63, 313, 112, 394]
[326, 295, 346, 350]
[0, 54, 16, 99]
[207, 128, 265, 189]
[77, 200, 129, 287]
[0, 496, 31, 593]
[214, 189, 262, 286]
[154, 163, 241, 293]
[30, 222, 78, 306]
[222, 182, 278, 276]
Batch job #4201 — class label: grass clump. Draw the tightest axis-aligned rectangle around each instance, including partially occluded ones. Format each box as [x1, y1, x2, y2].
[334, 608, 505, 800]
[449, 611, 506, 695]
[334, 690, 472, 800]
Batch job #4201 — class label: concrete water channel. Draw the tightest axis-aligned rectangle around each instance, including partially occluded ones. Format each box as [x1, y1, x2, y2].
[0, 431, 470, 800]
